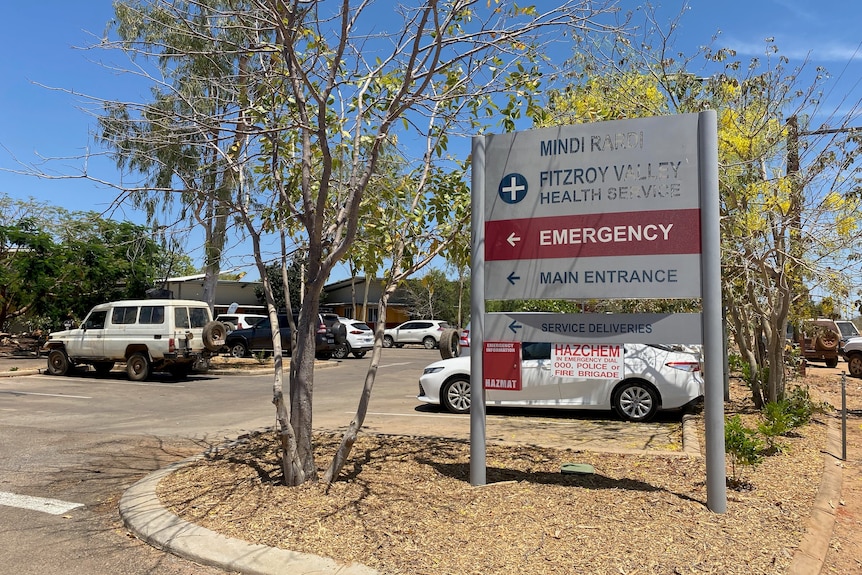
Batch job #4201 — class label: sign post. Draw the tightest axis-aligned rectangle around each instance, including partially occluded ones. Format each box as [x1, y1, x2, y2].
[470, 111, 726, 512]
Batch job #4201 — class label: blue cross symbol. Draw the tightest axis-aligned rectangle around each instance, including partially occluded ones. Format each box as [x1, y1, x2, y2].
[498, 173, 528, 204]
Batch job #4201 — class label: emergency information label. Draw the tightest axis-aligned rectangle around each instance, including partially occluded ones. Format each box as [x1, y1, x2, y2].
[551, 343, 623, 378]
[483, 341, 522, 391]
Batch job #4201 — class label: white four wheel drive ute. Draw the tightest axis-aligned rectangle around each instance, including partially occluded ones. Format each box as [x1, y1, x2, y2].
[43, 299, 227, 381]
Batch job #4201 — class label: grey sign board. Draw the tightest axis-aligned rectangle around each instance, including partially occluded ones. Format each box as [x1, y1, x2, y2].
[485, 254, 702, 300]
[483, 114, 702, 300]
[484, 312, 703, 345]
[484, 114, 700, 221]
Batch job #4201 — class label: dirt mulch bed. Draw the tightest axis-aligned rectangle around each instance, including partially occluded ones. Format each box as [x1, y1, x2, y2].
[158, 381, 827, 575]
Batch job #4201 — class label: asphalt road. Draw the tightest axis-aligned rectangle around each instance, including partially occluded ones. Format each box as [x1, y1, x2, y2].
[0, 347, 686, 574]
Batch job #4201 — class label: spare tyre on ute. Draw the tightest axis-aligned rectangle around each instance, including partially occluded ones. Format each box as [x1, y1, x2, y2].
[792, 320, 840, 369]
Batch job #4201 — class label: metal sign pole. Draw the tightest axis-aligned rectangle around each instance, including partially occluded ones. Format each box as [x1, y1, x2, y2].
[470, 135, 487, 486]
[699, 110, 727, 513]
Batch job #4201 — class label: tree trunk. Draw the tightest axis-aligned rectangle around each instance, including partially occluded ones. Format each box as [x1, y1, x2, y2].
[323, 288, 395, 484]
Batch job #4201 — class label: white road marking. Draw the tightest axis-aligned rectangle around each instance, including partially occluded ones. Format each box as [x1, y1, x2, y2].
[0, 491, 84, 515]
[379, 362, 413, 368]
[111, 381, 185, 388]
[0, 391, 92, 399]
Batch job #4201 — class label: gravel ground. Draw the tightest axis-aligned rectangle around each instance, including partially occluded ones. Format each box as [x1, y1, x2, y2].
[158, 376, 831, 575]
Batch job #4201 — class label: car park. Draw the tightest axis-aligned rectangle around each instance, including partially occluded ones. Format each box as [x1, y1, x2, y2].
[383, 319, 450, 349]
[43, 299, 226, 380]
[216, 313, 266, 331]
[224, 313, 337, 359]
[332, 317, 374, 359]
[418, 342, 704, 422]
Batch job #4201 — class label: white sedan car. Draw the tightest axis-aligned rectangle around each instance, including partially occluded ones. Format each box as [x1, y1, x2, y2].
[418, 342, 704, 422]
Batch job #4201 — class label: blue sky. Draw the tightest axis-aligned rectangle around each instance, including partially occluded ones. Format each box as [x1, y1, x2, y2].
[2, 0, 861, 281]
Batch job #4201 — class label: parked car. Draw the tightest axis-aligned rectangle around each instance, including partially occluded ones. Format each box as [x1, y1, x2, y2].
[225, 313, 337, 359]
[418, 342, 704, 422]
[831, 319, 860, 352]
[383, 320, 450, 349]
[332, 317, 374, 359]
[43, 299, 225, 380]
[216, 313, 266, 331]
[790, 319, 842, 368]
[843, 337, 862, 377]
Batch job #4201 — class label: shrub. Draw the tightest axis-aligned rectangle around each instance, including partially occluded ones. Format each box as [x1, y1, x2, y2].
[725, 415, 763, 487]
[758, 401, 793, 453]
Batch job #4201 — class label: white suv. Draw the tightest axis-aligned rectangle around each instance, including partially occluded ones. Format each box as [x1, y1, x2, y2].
[383, 320, 450, 349]
[43, 299, 226, 380]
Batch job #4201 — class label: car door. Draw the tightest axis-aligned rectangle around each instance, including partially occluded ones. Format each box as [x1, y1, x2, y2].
[68, 310, 108, 359]
[399, 321, 429, 344]
[247, 316, 291, 353]
[486, 342, 561, 405]
[245, 318, 275, 351]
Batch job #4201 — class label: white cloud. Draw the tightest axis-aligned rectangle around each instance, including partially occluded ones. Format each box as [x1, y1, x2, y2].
[722, 36, 862, 63]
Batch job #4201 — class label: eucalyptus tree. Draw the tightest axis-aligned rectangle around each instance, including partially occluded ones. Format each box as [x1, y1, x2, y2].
[98, 0, 263, 310]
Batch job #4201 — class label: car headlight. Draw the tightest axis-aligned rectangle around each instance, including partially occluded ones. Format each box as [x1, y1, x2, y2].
[423, 366, 445, 374]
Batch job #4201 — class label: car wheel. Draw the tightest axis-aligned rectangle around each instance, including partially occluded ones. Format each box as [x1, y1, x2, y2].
[825, 357, 839, 368]
[352, 351, 367, 359]
[382, 335, 394, 348]
[332, 343, 350, 360]
[93, 361, 115, 376]
[202, 321, 228, 352]
[229, 342, 249, 358]
[613, 381, 659, 422]
[441, 376, 471, 414]
[439, 328, 460, 359]
[47, 349, 70, 376]
[848, 353, 862, 377]
[423, 336, 437, 349]
[126, 352, 151, 382]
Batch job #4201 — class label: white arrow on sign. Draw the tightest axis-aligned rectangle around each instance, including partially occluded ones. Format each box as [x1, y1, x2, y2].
[507, 232, 521, 247]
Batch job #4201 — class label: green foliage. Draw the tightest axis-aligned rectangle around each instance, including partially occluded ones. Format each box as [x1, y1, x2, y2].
[757, 401, 793, 453]
[254, 256, 308, 313]
[757, 385, 826, 453]
[784, 385, 829, 426]
[0, 196, 173, 331]
[401, 269, 465, 326]
[724, 415, 764, 484]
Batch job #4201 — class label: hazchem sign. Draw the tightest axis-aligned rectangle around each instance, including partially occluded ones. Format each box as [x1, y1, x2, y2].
[551, 343, 623, 379]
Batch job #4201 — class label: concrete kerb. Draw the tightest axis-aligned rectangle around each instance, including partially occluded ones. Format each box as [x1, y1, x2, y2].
[120, 454, 379, 575]
[788, 416, 843, 575]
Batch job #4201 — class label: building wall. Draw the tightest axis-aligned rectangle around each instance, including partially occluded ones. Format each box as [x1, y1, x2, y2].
[164, 275, 411, 328]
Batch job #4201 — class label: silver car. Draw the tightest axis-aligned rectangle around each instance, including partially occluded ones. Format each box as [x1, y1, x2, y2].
[418, 342, 704, 422]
